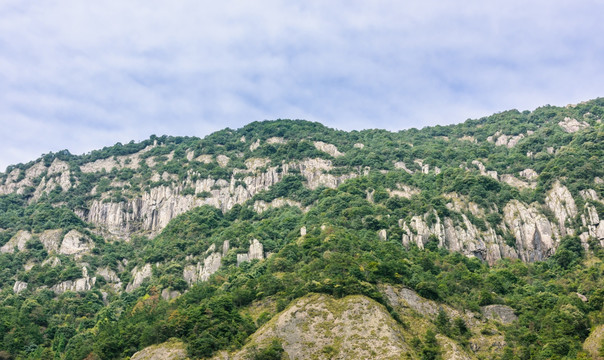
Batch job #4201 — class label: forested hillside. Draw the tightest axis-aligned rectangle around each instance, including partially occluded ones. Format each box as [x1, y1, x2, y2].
[0, 98, 604, 359]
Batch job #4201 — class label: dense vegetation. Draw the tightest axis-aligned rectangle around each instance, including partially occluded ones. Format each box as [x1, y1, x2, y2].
[0, 98, 603, 359]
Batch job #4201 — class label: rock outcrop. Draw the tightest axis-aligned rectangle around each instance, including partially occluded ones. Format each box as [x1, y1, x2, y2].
[39, 229, 63, 253]
[545, 181, 577, 236]
[481, 305, 517, 324]
[487, 131, 525, 148]
[13, 281, 28, 294]
[503, 200, 558, 262]
[59, 230, 94, 257]
[584, 324, 604, 360]
[0, 230, 31, 254]
[130, 338, 188, 360]
[96, 267, 122, 292]
[401, 210, 517, 265]
[183, 251, 222, 285]
[313, 141, 344, 157]
[253, 198, 304, 213]
[126, 264, 153, 292]
[227, 293, 411, 359]
[51, 266, 96, 294]
[237, 239, 264, 266]
[558, 117, 589, 133]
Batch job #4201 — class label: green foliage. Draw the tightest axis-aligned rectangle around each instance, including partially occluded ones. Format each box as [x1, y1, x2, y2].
[1, 99, 604, 359]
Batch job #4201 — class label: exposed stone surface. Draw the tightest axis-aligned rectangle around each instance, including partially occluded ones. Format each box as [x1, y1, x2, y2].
[481, 305, 517, 324]
[13, 281, 28, 294]
[249, 139, 261, 151]
[353, 143, 365, 149]
[42, 257, 61, 267]
[584, 324, 604, 360]
[253, 198, 304, 213]
[415, 159, 430, 174]
[487, 131, 525, 148]
[237, 239, 264, 266]
[245, 157, 270, 171]
[500, 174, 533, 189]
[80, 146, 154, 173]
[126, 264, 153, 292]
[558, 117, 590, 133]
[195, 154, 213, 164]
[380, 284, 504, 359]
[438, 335, 474, 360]
[519, 168, 538, 181]
[394, 161, 414, 174]
[96, 267, 122, 292]
[472, 160, 498, 180]
[161, 289, 181, 301]
[0, 230, 31, 254]
[266, 137, 286, 144]
[229, 293, 411, 360]
[545, 181, 577, 236]
[59, 230, 94, 256]
[183, 252, 222, 285]
[388, 184, 420, 198]
[39, 229, 63, 253]
[216, 155, 230, 167]
[130, 339, 188, 360]
[81, 158, 363, 239]
[378, 229, 387, 241]
[402, 209, 517, 265]
[51, 266, 96, 294]
[503, 200, 558, 262]
[313, 141, 344, 157]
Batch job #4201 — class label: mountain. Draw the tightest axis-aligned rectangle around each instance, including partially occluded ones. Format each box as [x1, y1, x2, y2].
[0, 98, 603, 359]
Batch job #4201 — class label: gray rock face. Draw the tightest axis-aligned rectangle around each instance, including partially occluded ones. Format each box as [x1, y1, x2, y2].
[481, 305, 518, 324]
[237, 239, 264, 266]
[253, 198, 304, 213]
[503, 200, 557, 262]
[580, 197, 604, 247]
[558, 117, 590, 133]
[59, 230, 94, 257]
[233, 293, 411, 360]
[399, 185, 585, 265]
[79, 157, 363, 240]
[183, 252, 222, 285]
[161, 288, 181, 301]
[13, 281, 28, 294]
[402, 210, 517, 265]
[388, 184, 420, 198]
[313, 141, 344, 157]
[51, 266, 96, 294]
[126, 264, 153, 292]
[394, 161, 414, 174]
[42, 256, 61, 267]
[545, 181, 577, 236]
[0, 230, 31, 254]
[96, 267, 122, 292]
[39, 229, 63, 253]
[519, 168, 538, 181]
[130, 339, 188, 360]
[487, 131, 525, 148]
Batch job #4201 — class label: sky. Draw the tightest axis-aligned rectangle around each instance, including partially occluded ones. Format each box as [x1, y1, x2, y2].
[1, 1, 603, 171]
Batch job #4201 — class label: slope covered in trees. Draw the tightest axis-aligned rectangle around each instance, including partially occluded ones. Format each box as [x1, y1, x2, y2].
[0, 98, 603, 359]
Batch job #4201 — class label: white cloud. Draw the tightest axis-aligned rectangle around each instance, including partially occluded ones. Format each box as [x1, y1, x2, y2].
[1, 0, 603, 170]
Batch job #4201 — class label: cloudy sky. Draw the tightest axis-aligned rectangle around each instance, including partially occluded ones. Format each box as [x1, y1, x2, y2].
[1, 1, 603, 171]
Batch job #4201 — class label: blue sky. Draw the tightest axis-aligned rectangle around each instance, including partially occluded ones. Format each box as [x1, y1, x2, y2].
[1, 0, 603, 171]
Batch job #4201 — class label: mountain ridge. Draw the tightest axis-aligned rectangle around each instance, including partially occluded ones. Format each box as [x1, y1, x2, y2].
[0, 98, 603, 359]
